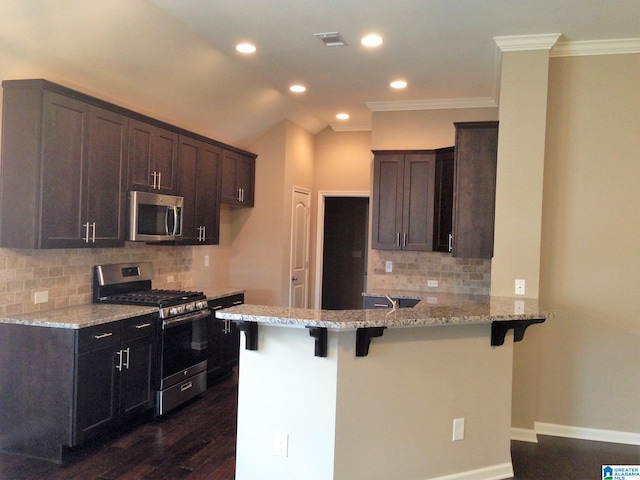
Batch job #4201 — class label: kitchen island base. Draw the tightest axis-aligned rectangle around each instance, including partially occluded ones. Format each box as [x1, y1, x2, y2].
[235, 323, 516, 480]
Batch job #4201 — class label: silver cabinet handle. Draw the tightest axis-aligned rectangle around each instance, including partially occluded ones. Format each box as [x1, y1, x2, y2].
[91, 222, 96, 243]
[157, 172, 162, 190]
[448, 233, 453, 252]
[94, 332, 113, 340]
[122, 347, 130, 370]
[397, 232, 401, 247]
[237, 187, 242, 202]
[115, 349, 123, 371]
[403, 232, 407, 248]
[232, 300, 243, 306]
[151, 171, 157, 189]
[84, 222, 90, 243]
[134, 322, 152, 329]
[201, 225, 205, 241]
[180, 381, 193, 392]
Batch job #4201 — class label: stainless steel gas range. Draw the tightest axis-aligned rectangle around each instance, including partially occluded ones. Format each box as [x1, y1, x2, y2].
[93, 262, 209, 415]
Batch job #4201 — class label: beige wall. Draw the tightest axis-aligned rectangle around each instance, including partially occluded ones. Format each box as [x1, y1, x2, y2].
[535, 53, 640, 433]
[371, 107, 498, 150]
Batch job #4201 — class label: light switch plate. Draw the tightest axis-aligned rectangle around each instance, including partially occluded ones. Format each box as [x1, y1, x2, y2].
[515, 279, 525, 295]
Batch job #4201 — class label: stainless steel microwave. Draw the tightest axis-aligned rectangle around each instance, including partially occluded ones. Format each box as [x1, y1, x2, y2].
[128, 191, 183, 242]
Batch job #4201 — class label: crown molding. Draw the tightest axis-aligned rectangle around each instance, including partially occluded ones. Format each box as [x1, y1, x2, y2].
[494, 34, 561, 52]
[366, 97, 497, 112]
[550, 38, 640, 57]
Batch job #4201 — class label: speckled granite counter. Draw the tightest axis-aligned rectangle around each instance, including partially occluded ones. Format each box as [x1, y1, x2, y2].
[216, 293, 552, 329]
[194, 286, 245, 301]
[0, 304, 158, 329]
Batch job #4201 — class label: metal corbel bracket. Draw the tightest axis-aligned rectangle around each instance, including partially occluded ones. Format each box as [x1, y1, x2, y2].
[307, 327, 328, 357]
[355, 327, 387, 357]
[236, 321, 258, 350]
[491, 318, 546, 346]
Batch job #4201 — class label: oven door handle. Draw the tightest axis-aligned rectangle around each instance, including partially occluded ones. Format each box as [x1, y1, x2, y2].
[162, 309, 210, 329]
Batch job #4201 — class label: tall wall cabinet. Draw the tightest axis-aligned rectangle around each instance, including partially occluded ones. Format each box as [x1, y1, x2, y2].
[452, 122, 499, 259]
[0, 79, 257, 249]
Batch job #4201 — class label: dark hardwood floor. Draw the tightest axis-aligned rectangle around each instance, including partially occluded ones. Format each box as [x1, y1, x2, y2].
[1, 368, 638, 479]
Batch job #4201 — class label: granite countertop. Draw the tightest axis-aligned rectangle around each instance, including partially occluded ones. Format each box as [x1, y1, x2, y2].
[216, 293, 552, 330]
[0, 304, 158, 329]
[0, 286, 245, 329]
[193, 286, 246, 301]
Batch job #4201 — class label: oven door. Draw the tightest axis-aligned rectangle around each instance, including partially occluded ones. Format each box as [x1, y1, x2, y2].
[159, 308, 210, 390]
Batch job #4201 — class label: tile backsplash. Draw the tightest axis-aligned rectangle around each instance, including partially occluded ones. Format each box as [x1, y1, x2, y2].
[368, 250, 491, 295]
[0, 243, 193, 316]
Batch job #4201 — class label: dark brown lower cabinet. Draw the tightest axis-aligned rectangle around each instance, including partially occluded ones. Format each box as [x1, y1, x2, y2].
[0, 313, 156, 463]
[206, 293, 244, 385]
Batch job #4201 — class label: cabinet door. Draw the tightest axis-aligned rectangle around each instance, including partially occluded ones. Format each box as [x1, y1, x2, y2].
[433, 149, 455, 252]
[119, 335, 155, 420]
[86, 107, 128, 247]
[128, 119, 154, 192]
[221, 149, 255, 207]
[177, 137, 222, 245]
[154, 127, 178, 195]
[177, 136, 199, 244]
[452, 122, 498, 259]
[40, 91, 90, 248]
[371, 154, 404, 249]
[206, 299, 227, 384]
[128, 119, 178, 194]
[197, 142, 222, 244]
[74, 345, 119, 445]
[403, 154, 436, 251]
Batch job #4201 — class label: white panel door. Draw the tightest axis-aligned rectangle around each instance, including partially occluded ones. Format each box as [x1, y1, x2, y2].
[290, 188, 310, 308]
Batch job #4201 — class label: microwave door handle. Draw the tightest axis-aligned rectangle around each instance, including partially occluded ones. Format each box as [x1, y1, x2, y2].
[171, 206, 179, 236]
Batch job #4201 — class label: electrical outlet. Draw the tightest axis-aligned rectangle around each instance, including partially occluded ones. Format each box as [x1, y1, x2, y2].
[453, 418, 465, 441]
[167, 275, 175, 283]
[515, 279, 525, 295]
[204, 255, 209, 267]
[273, 432, 288, 457]
[427, 280, 439, 288]
[34, 290, 49, 304]
[514, 300, 525, 314]
[385, 261, 393, 273]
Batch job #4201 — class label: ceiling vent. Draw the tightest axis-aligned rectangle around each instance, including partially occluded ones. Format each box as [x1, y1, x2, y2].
[314, 32, 347, 47]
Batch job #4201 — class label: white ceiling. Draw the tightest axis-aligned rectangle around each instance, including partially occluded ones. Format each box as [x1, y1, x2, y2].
[148, 0, 640, 132]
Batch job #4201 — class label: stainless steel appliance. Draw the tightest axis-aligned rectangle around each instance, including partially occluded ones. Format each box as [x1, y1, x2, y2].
[93, 262, 209, 415]
[128, 191, 183, 242]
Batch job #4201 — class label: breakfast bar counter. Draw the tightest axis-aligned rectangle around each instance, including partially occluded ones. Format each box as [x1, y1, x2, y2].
[217, 294, 551, 480]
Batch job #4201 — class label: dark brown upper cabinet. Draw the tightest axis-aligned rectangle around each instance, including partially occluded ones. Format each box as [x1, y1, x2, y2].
[176, 136, 222, 245]
[128, 119, 178, 195]
[0, 81, 128, 249]
[452, 121, 499, 259]
[371, 151, 436, 251]
[221, 149, 255, 207]
[0, 79, 256, 249]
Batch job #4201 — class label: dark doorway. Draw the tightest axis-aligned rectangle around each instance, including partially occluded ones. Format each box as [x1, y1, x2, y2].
[321, 196, 369, 310]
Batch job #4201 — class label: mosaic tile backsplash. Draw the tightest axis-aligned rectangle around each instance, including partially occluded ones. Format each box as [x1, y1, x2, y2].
[0, 243, 193, 316]
[368, 250, 491, 295]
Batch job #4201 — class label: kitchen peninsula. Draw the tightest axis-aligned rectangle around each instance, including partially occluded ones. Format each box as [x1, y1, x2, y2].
[217, 293, 552, 480]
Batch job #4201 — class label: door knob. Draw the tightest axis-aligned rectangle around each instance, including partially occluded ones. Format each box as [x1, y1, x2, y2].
[292, 276, 298, 281]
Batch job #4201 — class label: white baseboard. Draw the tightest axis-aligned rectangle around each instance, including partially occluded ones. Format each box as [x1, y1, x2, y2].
[534, 422, 640, 446]
[511, 427, 538, 443]
[429, 462, 514, 480]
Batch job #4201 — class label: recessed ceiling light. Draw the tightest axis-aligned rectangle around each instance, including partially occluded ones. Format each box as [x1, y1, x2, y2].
[290, 85, 306, 93]
[390, 80, 407, 89]
[336, 113, 350, 120]
[236, 42, 256, 54]
[361, 34, 383, 47]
